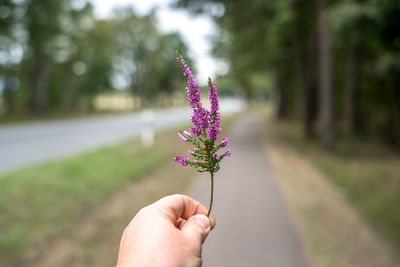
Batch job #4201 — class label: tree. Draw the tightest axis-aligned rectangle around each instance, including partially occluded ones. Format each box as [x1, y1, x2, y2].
[317, 0, 333, 150]
[111, 9, 191, 105]
[22, 0, 70, 112]
[0, 0, 20, 113]
[293, 0, 319, 137]
[0, 3, 192, 114]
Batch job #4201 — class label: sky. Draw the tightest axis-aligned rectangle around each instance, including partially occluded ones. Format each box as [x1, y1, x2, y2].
[89, 0, 226, 84]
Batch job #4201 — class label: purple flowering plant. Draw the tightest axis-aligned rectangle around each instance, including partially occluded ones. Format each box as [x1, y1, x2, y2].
[173, 53, 231, 217]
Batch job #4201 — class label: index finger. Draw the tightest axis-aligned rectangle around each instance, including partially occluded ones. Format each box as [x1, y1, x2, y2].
[153, 194, 215, 228]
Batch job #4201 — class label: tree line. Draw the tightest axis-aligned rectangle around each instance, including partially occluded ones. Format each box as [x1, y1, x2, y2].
[177, 0, 400, 149]
[0, 0, 192, 115]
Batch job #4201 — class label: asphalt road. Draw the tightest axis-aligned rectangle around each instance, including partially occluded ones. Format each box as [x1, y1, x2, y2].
[0, 98, 245, 176]
[0, 108, 188, 176]
[189, 114, 311, 267]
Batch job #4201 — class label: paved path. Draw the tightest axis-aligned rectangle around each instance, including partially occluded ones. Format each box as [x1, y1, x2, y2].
[189, 114, 310, 267]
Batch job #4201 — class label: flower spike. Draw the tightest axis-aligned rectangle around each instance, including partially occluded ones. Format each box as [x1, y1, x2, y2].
[174, 53, 231, 217]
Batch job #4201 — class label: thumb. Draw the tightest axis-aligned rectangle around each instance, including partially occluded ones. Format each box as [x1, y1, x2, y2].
[180, 214, 211, 245]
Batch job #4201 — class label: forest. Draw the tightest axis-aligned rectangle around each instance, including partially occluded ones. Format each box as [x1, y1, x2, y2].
[0, 0, 192, 115]
[178, 0, 400, 150]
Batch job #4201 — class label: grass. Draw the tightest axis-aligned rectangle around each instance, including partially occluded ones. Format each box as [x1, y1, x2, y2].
[267, 117, 400, 254]
[31, 148, 198, 267]
[0, 126, 184, 266]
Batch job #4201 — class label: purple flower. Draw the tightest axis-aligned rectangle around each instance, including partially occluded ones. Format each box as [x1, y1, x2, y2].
[175, 53, 230, 217]
[177, 54, 211, 137]
[183, 130, 192, 136]
[207, 78, 221, 141]
[208, 79, 219, 114]
[173, 155, 189, 166]
[191, 106, 209, 136]
[221, 137, 228, 148]
[207, 114, 220, 141]
[177, 55, 201, 108]
[190, 127, 200, 136]
[177, 133, 188, 142]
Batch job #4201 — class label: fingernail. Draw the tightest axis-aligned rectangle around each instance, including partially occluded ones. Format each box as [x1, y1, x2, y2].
[195, 214, 210, 230]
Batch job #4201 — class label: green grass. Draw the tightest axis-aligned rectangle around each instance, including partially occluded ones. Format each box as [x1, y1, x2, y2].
[269, 119, 400, 252]
[0, 128, 184, 266]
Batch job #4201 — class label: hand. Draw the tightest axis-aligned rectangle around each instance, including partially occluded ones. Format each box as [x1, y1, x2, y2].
[116, 194, 216, 267]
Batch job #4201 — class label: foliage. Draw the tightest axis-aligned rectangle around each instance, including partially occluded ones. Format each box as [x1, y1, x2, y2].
[176, 0, 400, 148]
[0, 1, 192, 114]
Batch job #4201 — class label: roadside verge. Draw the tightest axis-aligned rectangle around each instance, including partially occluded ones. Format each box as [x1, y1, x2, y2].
[262, 114, 399, 267]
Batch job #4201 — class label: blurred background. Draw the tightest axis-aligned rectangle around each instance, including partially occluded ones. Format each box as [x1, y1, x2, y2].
[0, 0, 399, 266]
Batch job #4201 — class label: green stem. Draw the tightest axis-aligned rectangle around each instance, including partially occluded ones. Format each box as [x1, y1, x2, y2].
[207, 172, 214, 217]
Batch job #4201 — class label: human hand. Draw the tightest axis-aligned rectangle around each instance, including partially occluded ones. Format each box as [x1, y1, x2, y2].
[116, 194, 216, 267]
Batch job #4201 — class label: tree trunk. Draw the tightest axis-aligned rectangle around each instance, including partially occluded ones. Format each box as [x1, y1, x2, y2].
[304, 81, 318, 137]
[3, 77, 17, 114]
[317, 0, 333, 150]
[344, 44, 358, 136]
[275, 72, 290, 120]
[293, 0, 318, 138]
[28, 53, 47, 114]
[389, 82, 400, 148]
[237, 75, 252, 102]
